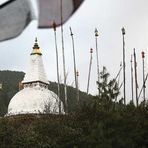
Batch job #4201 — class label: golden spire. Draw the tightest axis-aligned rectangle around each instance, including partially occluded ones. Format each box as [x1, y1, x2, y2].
[31, 37, 42, 55]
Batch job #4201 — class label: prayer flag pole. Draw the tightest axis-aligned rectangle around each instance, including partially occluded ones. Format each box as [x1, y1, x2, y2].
[53, 22, 61, 114]
[60, 0, 68, 113]
[121, 27, 126, 105]
[87, 48, 93, 94]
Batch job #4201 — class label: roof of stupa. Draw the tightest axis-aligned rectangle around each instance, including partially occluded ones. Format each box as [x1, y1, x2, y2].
[7, 38, 65, 115]
[22, 38, 49, 85]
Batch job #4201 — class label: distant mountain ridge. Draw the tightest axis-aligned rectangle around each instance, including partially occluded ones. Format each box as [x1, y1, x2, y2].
[0, 70, 92, 116]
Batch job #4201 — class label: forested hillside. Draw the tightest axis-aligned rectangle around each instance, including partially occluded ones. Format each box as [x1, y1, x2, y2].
[0, 70, 148, 147]
[0, 70, 92, 116]
[0, 101, 148, 147]
[0, 71, 24, 116]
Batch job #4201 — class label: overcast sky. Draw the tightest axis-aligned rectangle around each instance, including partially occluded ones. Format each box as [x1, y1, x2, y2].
[0, 0, 148, 103]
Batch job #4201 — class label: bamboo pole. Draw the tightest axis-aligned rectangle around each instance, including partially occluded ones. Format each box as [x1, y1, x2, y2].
[117, 63, 122, 91]
[95, 28, 100, 96]
[60, 0, 68, 113]
[87, 48, 93, 94]
[69, 27, 79, 103]
[115, 64, 123, 81]
[76, 71, 80, 103]
[114, 64, 123, 108]
[141, 51, 146, 102]
[121, 27, 126, 105]
[53, 22, 61, 114]
[133, 48, 138, 107]
[138, 73, 148, 101]
[130, 55, 134, 103]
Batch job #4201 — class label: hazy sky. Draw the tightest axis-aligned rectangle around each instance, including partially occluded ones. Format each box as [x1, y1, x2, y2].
[0, 0, 148, 103]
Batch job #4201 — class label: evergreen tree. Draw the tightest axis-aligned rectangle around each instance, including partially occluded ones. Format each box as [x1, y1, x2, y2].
[96, 67, 120, 111]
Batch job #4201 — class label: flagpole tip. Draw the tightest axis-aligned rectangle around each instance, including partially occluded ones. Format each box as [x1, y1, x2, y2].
[141, 51, 145, 58]
[122, 27, 125, 35]
[70, 27, 73, 36]
[90, 48, 93, 53]
[95, 28, 99, 37]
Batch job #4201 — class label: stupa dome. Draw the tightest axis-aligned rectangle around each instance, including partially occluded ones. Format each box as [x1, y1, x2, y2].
[7, 38, 64, 115]
[8, 86, 62, 115]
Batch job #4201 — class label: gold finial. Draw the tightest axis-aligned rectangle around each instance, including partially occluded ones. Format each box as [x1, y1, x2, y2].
[31, 37, 42, 55]
[35, 37, 38, 43]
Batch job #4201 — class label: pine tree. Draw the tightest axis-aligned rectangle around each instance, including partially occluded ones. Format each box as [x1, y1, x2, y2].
[97, 67, 120, 111]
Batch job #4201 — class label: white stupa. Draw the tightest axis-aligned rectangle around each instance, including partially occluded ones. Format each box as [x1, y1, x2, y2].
[7, 38, 64, 115]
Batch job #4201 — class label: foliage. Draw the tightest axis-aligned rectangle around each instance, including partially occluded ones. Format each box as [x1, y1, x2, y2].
[0, 102, 147, 148]
[96, 67, 120, 112]
[98, 66, 120, 101]
[0, 70, 24, 116]
[0, 70, 147, 147]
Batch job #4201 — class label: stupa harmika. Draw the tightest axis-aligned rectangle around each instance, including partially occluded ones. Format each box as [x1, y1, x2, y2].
[7, 38, 64, 115]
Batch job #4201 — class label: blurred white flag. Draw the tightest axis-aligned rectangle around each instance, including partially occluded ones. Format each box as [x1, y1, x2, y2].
[0, 0, 84, 41]
[0, 0, 34, 41]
